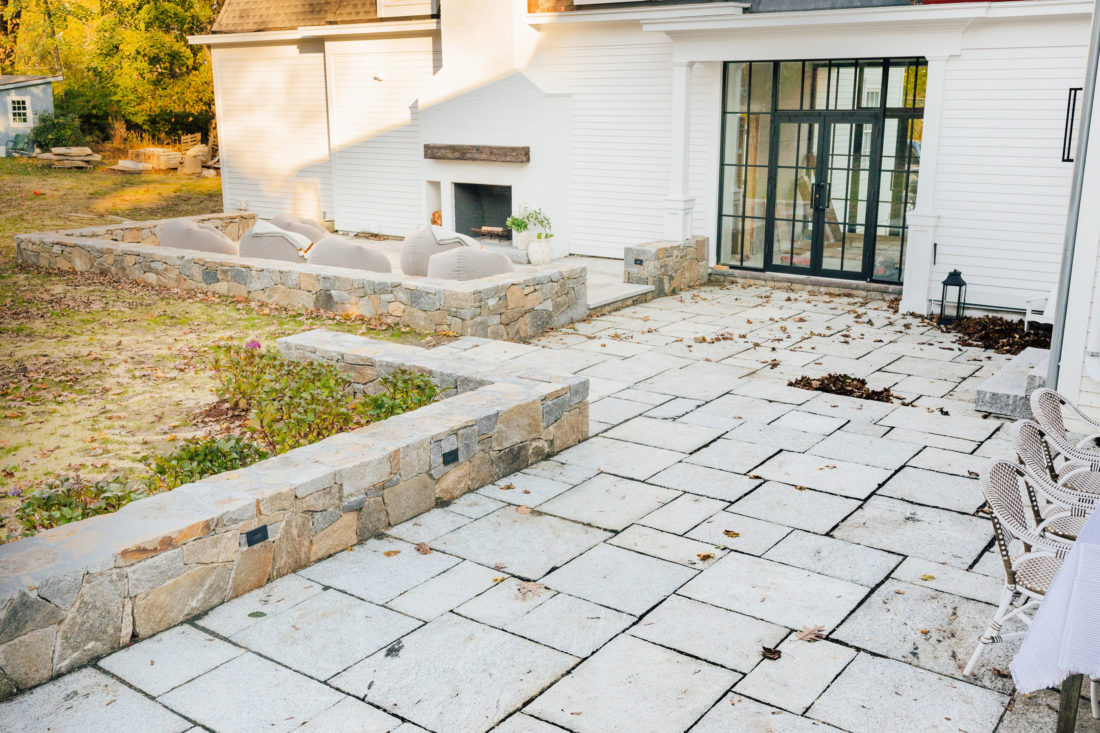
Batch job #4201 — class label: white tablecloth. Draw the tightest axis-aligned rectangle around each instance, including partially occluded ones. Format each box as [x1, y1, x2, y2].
[1012, 507, 1100, 693]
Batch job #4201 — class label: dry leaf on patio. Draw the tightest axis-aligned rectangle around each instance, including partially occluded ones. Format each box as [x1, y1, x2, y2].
[761, 647, 782, 660]
[382, 550, 401, 558]
[516, 505, 532, 514]
[723, 530, 741, 538]
[516, 581, 547, 597]
[697, 552, 715, 562]
[415, 542, 432, 555]
[920, 574, 936, 581]
[796, 625, 826, 642]
[499, 483, 515, 491]
[493, 562, 507, 570]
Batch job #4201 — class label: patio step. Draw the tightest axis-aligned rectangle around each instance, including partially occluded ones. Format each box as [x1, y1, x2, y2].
[975, 347, 1049, 419]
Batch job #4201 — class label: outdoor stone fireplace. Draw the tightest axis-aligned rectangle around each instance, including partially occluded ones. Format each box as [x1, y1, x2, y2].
[454, 182, 512, 239]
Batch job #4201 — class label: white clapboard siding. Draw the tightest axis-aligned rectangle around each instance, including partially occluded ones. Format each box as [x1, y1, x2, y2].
[931, 45, 1085, 310]
[326, 36, 438, 235]
[211, 44, 332, 219]
[537, 33, 674, 257]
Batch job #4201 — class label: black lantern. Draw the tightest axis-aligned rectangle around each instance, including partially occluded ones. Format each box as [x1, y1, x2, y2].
[939, 269, 967, 326]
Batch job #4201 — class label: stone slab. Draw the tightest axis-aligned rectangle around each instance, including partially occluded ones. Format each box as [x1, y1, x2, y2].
[296, 697, 401, 732]
[693, 695, 844, 732]
[587, 397, 652, 426]
[99, 624, 245, 697]
[554, 437, 685, 481]
[454, 577, 556, 629]
[386, 560, 501, 621]
[603, 416, 723, 453]
[808, 431, 921, 470]
[505, 593, 634, 657]
[807, 653, 1007, 733]
[762, 531, 900, 587]
[686, 511, 791, 556]
[770, 410, 847, 435]
[331, 613, 576, 733]
[298, 537, 460, 604]
[538, 474, 679, 531]
[0, 668, 189, 733]
[542, 543, 696, 615]
[232, 589, 419, 679]
[195, 573, 323, 638]
[388, 508, 472, 544]
[158, 653, 344, 733]
[833, 496, 992, 568]
[678, 553, 868, 631]
[648, 461, 761, 502]
[734, 637, 856, 714]
[479, 474, 575, 507]
[878, 466, 985, 513]
[684, 438, 779, 475]
[907, 447, 986, 478]
[724, 421, 825, 452]
[524, 635, 737, 733]
[607, 524, 724, 568]
[731, 482, 860, 533]
[629, 594, 786, 672]
[754, 451, 891, 499]
[433, 507, 610, 580]
[637, 493, 729, 534]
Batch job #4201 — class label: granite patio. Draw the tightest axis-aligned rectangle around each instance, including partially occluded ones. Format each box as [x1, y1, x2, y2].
[4, 281, 1098, 733]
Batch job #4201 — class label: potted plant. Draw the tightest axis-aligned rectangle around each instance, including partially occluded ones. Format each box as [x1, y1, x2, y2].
[506, 211, 531, 251]
[525, 206, 554, 266]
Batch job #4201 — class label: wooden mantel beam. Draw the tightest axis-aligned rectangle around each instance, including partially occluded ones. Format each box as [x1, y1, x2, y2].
[423, 144, 531, 163]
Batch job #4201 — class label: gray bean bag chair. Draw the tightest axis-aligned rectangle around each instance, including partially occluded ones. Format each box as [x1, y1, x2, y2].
[271, 214, 328, 243]
[156, 219, 237, 256]
[400, 226, 466, 277]
[238, 220, 308, 263]
[306, 235, 391, 273]
[427, 247, 514, 281]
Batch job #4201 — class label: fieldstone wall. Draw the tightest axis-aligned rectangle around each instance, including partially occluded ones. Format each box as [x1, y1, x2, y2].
[624, 236, 709, 297]
[15, 214, 588, 340]
[0, 331, 588, 699]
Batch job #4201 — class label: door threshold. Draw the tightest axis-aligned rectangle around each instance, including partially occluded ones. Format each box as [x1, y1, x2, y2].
[710, 268, 902, 297]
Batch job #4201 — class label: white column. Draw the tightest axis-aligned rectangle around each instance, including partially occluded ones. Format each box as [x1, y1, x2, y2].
[899, 55, 949, 315]
[664, 60, 695, 242]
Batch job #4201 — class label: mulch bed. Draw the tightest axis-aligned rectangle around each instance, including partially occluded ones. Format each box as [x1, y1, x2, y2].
[788, 373, 898, 403]
[942, 315, 1051, 355]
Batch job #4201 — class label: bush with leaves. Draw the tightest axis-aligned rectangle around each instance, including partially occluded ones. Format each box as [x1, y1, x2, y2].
[211, 342, 439, 455]
[142, 436, 269, 493]
[15, 476, 142, 534]
[30, 111, 85, 149]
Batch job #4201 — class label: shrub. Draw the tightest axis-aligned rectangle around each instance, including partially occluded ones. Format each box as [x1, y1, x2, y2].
[142, 436, 269, 493]
[15, 476, 142, 533]
[210, 342, 439, 455]
[30, 111, 85, 150]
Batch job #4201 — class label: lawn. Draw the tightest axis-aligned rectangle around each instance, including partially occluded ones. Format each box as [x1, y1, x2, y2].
[0, 157, 439, 540]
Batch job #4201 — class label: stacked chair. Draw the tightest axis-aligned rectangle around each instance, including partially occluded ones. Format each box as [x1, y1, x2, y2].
[965, 387, 1099, 717]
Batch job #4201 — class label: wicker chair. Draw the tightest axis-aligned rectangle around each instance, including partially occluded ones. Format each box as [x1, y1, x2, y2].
[1014, 418, 1100, 495]
[1032, 387, 1100, 454]
[964, 460, 1074, 677]
[1012, 421, 1098, 540]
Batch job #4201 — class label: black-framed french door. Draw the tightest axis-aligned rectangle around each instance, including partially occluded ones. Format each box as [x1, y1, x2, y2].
[765, 112, 881, 278]
[718, 58, 926, 284]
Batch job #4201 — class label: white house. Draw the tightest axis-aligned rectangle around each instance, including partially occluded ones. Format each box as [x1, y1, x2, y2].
[189, 0, 1093, 314]
[1, 75, 61, 156]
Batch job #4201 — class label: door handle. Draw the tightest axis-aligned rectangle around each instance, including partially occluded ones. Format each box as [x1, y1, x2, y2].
[812, 182, 827, 210]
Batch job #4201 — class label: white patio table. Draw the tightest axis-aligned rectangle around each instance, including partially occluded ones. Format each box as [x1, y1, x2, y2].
[1011, 506, 1100, 732]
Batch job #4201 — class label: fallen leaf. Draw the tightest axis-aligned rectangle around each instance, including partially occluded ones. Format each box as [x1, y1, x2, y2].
[516, 581, 548, 597]
[499, 483, 515, 491]
[919, 628, 930, 635]
[516, 505, 532, 514]
[722, 530, 741, 538]
[761, 646, 782, 660]
[697, 552, 715, 562]
[415, 542, 432, 555]
[796, 625, 826, 641]
[919, 574, 936, 581]
[493, 562, 507, 570]
[382, 550, 401, 558]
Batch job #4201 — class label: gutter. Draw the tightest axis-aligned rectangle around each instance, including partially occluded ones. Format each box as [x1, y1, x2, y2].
[188, 18, 439, 46]
[1048, 0, 1100, 388]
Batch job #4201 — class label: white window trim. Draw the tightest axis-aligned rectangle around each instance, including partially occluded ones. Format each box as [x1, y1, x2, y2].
[9, 97, 31, 127]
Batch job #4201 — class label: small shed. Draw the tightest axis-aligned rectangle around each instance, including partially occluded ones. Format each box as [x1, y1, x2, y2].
[1, 74, 62, 156]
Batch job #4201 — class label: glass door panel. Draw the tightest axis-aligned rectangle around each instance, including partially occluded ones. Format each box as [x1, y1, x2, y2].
[771, 120, 821, 271]
[820, 120, 876, 274]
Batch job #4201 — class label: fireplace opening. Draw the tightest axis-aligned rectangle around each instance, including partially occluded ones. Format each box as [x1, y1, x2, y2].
[454, 183, 512, 241]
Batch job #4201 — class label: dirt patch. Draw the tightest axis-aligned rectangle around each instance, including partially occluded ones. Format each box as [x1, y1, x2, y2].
[943, 315, 1051, 355]
[788, 373, 898, 403]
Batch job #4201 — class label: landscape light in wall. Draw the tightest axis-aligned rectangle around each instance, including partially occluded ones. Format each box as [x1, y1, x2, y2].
[939, 270, 967, 326]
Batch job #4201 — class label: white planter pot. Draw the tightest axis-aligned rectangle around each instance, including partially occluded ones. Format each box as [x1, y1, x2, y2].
[513, 231, 531, 251]
[528, 236, 554, 266]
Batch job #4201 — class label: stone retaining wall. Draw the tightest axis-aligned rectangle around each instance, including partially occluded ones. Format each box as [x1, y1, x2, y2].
[15, 214, 588, 340]
[623, 236, 709, 297]
[0, 331, 588, 699]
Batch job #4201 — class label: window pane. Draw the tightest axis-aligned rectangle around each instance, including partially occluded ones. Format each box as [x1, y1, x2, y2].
[746, 166, 769, 217]
[886, 60, 926, 109]
[723, 114, 747, 166]
[721, 165, 745, 216]
[777, 62, 810, 109]
[749, 62, 774, 113]
[744, 114, 771, 168]
[719, 216, 743, 265]
[874, 228, 905, 281]
[742, 218, 766, 268]
[725, 62, 750, 113]
[830, 63, 858, 111]
[858, 61, 884, 109]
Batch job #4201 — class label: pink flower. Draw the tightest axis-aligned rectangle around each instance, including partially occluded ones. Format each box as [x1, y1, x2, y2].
[244, 340, 261, 350]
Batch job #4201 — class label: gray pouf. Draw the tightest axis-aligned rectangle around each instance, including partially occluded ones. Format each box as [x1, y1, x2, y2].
[157, 219, 238, 256]
[306, 235, 392, 273]
[272, 214, 328, 242]
[238, 222, 308, 263]
[399, 226, 465, 276]
[427, 247, 514, 281]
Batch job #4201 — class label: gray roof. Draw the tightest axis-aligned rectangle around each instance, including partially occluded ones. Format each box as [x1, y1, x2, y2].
[0, 74, 62, 91]
[211, 0, 381, 33]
